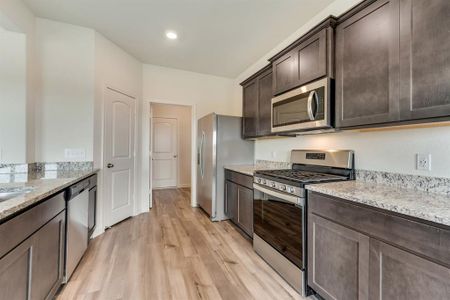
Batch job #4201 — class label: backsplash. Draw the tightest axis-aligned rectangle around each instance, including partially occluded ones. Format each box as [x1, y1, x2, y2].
[356, 169, 450, 195]
[0, 162, 94, 184]
[255, 160, 291, 169]
[254, 160, 450, 195]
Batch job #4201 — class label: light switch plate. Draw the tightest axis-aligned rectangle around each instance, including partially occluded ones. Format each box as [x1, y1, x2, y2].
[416, 153, 431, 171]
[64, 148, 86, 160]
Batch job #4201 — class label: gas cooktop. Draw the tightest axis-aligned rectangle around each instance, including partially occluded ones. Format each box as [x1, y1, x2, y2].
[253, 150, 355, 197]
[255, 169, 348, 184]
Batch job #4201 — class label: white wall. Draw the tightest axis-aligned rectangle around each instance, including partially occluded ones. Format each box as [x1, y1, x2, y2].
[35, 18, 95, 162]
[0, 0, 36, 163]
[256, 126, 450, 178]
[143, 64, 238, 118]
[235, 0, 450, 179]
[151, 103, 192, 187]
[0, 27, 27, 163]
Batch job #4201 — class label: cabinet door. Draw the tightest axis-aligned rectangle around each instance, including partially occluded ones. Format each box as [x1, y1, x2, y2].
[242, 79, 258, 138]
[31, 211, 65, 300]
[257, 68, 273, 136]
[0, 236, 34, 300]
[273, 49, 298, 95]
[369, 239, 450, 299]
[399, 0, 450, 120]
[336, 0, 400, 128]
[308, 214, 369, 300]
[0, 211, 65, 300]
[295, 28, 327, 86]
[225, 180, 238, 223]
[237, 186, 253, 237]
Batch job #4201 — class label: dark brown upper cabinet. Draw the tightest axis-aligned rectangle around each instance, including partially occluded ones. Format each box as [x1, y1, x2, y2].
[270, 17, 337, 96]
[399, 0, 450, 121]
[336, 0, 450, 129]
[335, 0, 400, 128]
[242, 78, 258, 138]
[241, 65, 273, 139]
[256, 68, 273, 136]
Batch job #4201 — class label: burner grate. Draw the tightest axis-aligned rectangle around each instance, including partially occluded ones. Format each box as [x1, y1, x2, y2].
[256, 169, 347, 183]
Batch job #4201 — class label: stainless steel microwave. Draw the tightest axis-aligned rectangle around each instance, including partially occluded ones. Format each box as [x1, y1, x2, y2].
[271, 77, 332, 133]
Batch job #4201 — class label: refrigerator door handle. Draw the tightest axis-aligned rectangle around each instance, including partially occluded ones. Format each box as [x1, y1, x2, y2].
[200, 131, 205, 178]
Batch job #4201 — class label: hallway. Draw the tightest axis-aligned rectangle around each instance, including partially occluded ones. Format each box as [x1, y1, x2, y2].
[57, 188, 302, 300]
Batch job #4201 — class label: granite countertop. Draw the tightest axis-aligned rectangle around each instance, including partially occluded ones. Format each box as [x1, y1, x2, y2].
[224, 161, 292, 177]
[224, 165, 258, 176]
[306, 180, 450, 227]
[0, 168, 99, 222]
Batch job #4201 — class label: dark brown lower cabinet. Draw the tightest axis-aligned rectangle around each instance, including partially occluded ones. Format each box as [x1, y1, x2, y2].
[225, 170, 253, 238]
[369, 239, 450, 300]
[0, 194, 66, 300]
[225, 180, 238, 224]
[308, 191, 450, 300]
[31, 211, 66, 300]
[236, 185, 253, 236]
[308, 214, 369, 300]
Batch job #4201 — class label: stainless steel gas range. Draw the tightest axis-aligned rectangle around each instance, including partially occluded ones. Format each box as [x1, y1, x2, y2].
[253, 150, 355, 297]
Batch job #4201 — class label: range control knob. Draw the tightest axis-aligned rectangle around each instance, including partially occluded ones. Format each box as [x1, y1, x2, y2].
[257, 178, 262, 183]
[288, 187, 295, 193]
[280, 185, 287, 191]
[262, 179, 267, 185]
[271, 182, 276, 188]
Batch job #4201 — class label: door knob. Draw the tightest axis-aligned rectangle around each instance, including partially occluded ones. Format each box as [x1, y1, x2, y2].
[107, 163, 114, 168]
[173, 155, 178, 158]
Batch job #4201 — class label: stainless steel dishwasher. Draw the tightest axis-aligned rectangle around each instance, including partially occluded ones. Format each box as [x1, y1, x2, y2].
[64, 178, 90, 282]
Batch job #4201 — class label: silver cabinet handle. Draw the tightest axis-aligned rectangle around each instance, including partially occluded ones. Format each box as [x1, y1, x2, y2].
[307, 90, 319, 121]
[107, 163, 114, 168]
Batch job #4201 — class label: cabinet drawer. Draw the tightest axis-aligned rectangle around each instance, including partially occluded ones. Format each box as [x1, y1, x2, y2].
[225, 170, 253, 189]
[309, 191, 450, 267]
[0, 192, 65, 258]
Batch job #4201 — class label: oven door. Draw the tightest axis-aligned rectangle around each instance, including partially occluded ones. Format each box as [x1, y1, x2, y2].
[271, 77, 330, 133]
[253, 183, 305, 270]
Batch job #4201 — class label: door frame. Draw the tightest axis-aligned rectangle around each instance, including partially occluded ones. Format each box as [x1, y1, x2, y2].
[151, 116, 178, 189]
[143, 100, 196, 209]
[101, 85, 138, 229]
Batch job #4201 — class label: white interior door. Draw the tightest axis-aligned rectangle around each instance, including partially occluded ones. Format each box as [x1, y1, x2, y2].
[104, 87, 135, 226]
[152, 117, 177, 188]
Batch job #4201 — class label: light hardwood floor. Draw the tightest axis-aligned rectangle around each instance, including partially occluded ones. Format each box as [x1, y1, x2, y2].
[57, 188, 305, 300]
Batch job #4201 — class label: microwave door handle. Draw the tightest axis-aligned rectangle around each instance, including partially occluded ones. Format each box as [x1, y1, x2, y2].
[307, 90, 318, 121]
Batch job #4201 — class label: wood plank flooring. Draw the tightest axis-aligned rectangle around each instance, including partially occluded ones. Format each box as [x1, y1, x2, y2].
[57, 188, 306, 300]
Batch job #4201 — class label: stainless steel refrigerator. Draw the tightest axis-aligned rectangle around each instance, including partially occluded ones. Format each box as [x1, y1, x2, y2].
[197, 113, 254, 221]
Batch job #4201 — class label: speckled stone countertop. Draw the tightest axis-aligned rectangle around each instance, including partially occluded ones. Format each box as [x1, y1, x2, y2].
[224, 160, 292, 176]
[306, 181, 450, 227]
[224, 165, 258, 176]
[0, 168, 99, 222]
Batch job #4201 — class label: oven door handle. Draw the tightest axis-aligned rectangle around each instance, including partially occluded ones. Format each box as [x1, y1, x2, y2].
[253, 183, 304, 207]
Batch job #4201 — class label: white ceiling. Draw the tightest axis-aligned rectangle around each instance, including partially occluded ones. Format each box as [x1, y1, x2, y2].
[24, 0, 335, 78]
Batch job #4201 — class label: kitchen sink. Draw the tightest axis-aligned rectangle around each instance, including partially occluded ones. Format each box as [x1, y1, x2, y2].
[0, 187, 34, 202]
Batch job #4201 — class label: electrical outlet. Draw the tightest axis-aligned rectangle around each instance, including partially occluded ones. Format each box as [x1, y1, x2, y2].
[416, 153, 431, 171]
[64, 148, 86, 160]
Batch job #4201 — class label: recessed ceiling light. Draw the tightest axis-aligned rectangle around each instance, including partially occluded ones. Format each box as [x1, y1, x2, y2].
[166, 31, 178, 40]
